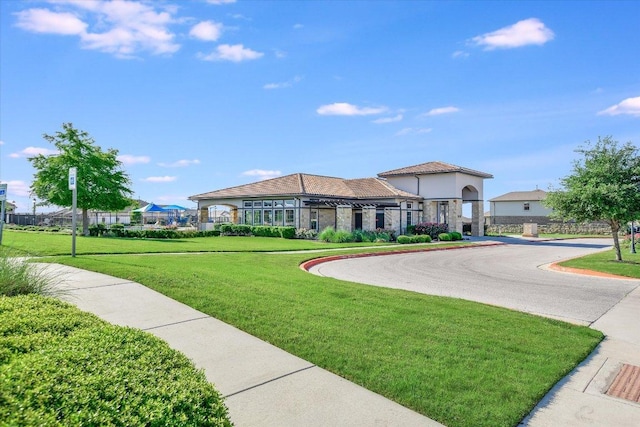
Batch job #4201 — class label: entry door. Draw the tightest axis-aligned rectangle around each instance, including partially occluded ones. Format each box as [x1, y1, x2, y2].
[355, 212, 362, 230]
[376, 212, 384, 229]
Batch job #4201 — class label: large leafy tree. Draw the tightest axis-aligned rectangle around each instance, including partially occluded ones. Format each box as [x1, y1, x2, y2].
[544, 136, 640, 261]
[29, 123, 133, 235]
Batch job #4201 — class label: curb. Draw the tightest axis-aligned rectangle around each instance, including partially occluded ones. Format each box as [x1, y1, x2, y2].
[547, 262, 636, 280]
[299, 242, 504, 271]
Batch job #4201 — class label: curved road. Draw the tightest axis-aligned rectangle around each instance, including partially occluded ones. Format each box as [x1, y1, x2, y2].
[309, 238, 639, 325]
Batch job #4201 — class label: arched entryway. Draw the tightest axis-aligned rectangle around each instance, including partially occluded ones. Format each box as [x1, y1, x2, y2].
[462, 185, 484, 236]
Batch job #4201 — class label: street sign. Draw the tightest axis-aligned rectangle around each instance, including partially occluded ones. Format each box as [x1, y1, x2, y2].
[69, 167, 77, 190]
[0, 183, 7, 201]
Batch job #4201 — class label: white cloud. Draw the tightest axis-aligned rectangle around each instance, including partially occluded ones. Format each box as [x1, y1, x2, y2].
[372, 114, 403, 124]
[190, 20, 223, 41]
[10, 146, 58, 158]
[118, 154, 150, 165]
[15, 2, 180, 58]
[317, 102, 387, 116]
[142, 176, 177, 183]
[3, 180, 32, 198]
[293, 24, 303, 30]
[471, 18, 554, 50]
[0, 140, 4, 145]
[263, 75, 302, 90]
[242, 169, 282, 180]
[597, 96, 640, 117]
[422, 106, 460, 116]
[158, 159, 201, 167]
[452, 50, 469, 59]
[207, 0, 237, 4]
[395, 128, 432, 137]
[197, 44, 263, 62]
[15, 8, 87, 35]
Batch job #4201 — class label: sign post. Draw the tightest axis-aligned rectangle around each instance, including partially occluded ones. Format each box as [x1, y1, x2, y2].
[69, 168, 77, 257]
[0, 183, 7, 245]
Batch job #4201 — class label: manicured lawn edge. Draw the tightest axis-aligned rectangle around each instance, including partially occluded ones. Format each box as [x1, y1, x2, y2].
[299, 241, 504, 270]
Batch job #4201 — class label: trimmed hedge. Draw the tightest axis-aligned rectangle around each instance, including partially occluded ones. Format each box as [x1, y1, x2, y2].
[397, 235, 433, 244]
[438, 233, 452, 241]
[0, 295, 232, 426]
[411, 223, 449, 239]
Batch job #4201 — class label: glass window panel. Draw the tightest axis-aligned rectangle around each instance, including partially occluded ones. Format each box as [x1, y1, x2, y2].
[263, 201, 272, 207]
[253, 201, 262, 208]
[243, 201, 252, 208]
[244, 210, 252, 225]
[253, 210, 262, 224]
[285, 199, 295, 207]
[264, 210, 272, 225]
[274, 209, 284, 224]
[274, 200, 284, 207]
[285, 209, 294, 225]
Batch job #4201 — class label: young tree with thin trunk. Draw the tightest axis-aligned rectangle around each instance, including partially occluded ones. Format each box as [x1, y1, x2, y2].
[29, 123, 133, 236]
[544, 136, 640, 261]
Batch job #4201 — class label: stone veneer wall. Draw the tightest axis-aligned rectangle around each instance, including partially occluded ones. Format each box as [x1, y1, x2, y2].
[486, 223, 614, 235]
[491, 216, 554, 225]
[362, 207, 376, 231]
[336, 206, 353, 232]
[318, 208, 335, 231]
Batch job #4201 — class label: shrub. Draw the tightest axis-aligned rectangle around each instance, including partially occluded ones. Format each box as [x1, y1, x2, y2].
[397, 235, 411, 244]
[449, 231, 463, 241]
[109, 223, 126, 237]
[414, 222, 449, 239]
[88, 223, 107, 237]
[333, 230, 354, 243]
[406, 224, 416, 235]
[438, 233, 452, 241]
[410, 235, 432, 243]
[0, 249, 59, 297]
[318, 226, 337, 242]
[296, 228, 318, 240]
[0, 295, 232, 426]
[279, 226, 296, 239]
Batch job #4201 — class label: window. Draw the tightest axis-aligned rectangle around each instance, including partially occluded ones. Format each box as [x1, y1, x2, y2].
[285, 209, 295, 225]
[310, 211, 318, 230]
[407, 203, 412, 209]
[253, 201, 262, 208]
[264, 210, 272, 225]
[253, 210, 262, 224]
[406, 211, 412, 226]
[263, 200, 273, 208]
[274, 200, 284, 207]
[284, 199, 295, 207]
[243, 201, 252, 208]
[524, 202, 530, 211]
[244, 210, 252, 225]
[274, 209, 284, 224]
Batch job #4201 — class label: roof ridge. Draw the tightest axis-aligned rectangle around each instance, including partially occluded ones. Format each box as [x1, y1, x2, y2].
[297, 173, 306, 194]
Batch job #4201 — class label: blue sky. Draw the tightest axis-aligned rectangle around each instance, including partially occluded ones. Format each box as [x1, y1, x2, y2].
[1, 0, 639, 214]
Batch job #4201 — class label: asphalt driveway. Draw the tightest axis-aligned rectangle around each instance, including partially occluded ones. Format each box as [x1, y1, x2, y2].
[308, 238, 639, 325]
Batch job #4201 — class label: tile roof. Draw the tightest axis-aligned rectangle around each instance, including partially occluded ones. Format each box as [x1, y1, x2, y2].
[189, 173, 421, 201]
[489, 189, 547, 202]
[377, 161, 493, 178]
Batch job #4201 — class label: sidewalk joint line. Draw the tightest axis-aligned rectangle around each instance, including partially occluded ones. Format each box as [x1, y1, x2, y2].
[142, 316, 211, 331]
[63, 281, 136, 291]
[223, 364, 316, 399]
[583, 356, 610, 393]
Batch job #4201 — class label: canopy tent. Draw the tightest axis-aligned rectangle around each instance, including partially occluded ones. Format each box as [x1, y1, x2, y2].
[132, 203, 167, 213]
[162, 204, 187, 211]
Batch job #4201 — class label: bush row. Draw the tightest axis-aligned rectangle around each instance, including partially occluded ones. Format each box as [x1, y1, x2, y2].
[397, 235, 433, 244]
[407, 222, 450, 239]
[217, 224, 297, 239]
[318, 227, 396, 243]
[0, 295, 232, 426]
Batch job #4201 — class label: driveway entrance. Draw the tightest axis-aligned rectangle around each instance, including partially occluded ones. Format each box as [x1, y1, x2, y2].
[308, 238, 639, 324]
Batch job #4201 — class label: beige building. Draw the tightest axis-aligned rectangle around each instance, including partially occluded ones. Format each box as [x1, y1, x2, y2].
[189, 161, 493, 236]
[489, 189, 553, 225]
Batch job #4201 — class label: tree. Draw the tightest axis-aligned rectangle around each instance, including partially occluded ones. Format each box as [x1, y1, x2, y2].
[544, 136, 640, 261]
[29, 123, 133, 236]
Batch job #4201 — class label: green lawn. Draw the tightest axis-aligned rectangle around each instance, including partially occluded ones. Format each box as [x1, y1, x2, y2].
[558, 247, 640, 279]
[45, 249, 603, 427]
[1, 229, 396, 256]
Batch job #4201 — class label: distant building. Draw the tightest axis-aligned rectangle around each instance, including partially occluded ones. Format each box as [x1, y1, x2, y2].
[489, 189, 552, 225]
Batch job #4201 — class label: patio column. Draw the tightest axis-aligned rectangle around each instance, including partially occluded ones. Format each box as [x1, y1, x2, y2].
[336, 205, 353, 232]
[362, 206, 376, 231]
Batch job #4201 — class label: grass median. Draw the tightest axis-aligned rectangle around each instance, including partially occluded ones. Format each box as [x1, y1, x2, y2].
[46, 248, 602, 427]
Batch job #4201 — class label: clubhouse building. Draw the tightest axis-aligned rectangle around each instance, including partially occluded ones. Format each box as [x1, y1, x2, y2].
[189, 161, 493, 237]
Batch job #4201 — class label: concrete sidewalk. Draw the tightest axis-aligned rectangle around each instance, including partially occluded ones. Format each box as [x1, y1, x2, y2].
[521, 285, 640, 426]
[39, 260, 640, 426]
[42, 263, 442, 427]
